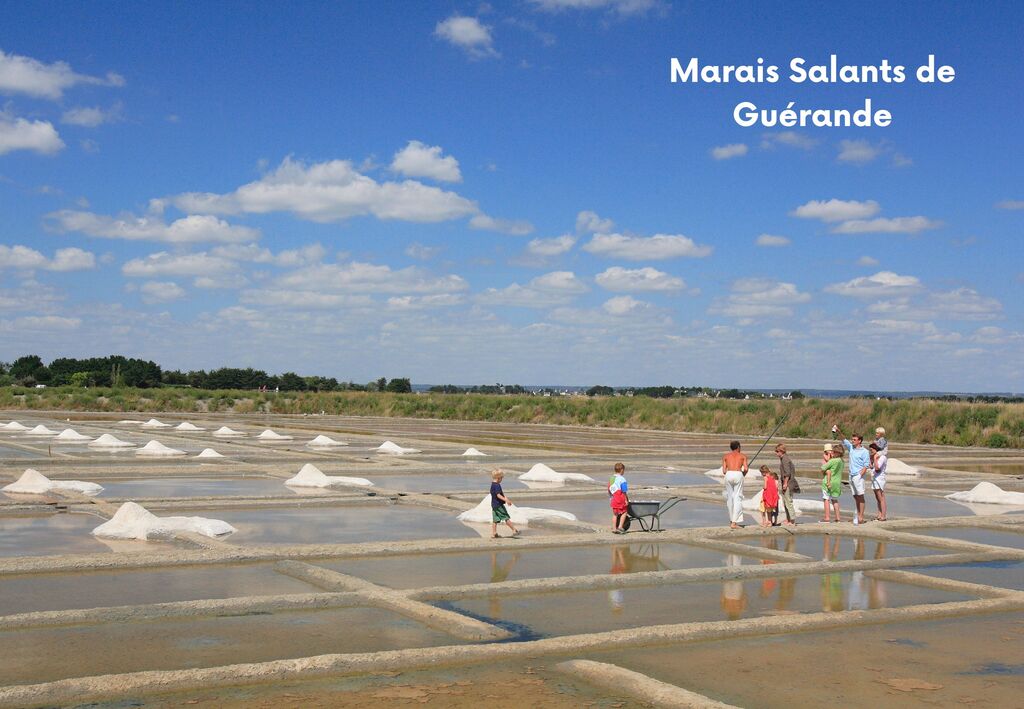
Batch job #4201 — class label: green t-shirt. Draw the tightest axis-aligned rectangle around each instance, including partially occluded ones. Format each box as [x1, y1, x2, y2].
[821, 458, 843, 497]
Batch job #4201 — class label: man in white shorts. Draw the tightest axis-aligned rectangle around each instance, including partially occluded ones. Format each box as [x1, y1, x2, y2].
[869, 442, 888, 520]
[835, 425, 869, 524]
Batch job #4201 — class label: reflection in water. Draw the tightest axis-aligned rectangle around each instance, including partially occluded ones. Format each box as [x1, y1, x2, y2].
[606, 545, 669, 613]
[489, 552, 521, 616]
[720, 554, 747, 620]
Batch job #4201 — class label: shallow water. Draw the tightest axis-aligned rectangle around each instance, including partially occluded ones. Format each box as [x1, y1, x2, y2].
[587, 612, 1024, 709]
[100, 476, 290, 498]
[168, 504, 489, 544]
[914, 560, 1024, 591]
[0, 563, 319, 614]
[0, 606, 451, 685]
[365, 474, 527, 493]
[531, 496, 715, 528]
[911, 526, 1024, 549]
[321, 542, 753, 590]
[0, 512, 154, 557]
[736, 534, 946, 561]
[0, 444, 45, 459]
[446, 571, 970, 637]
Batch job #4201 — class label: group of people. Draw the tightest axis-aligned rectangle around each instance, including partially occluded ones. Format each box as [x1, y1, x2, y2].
[722, 425, 890, 529]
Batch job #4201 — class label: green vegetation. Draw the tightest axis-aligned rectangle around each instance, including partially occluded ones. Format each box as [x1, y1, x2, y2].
[1, 386, 1021, 449]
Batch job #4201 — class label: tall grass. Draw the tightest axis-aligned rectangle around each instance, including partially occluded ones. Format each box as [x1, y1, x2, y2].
[2, 386, 1022, 448]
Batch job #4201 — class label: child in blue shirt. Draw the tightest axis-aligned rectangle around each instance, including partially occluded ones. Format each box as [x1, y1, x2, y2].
[489, 469, 520, 539]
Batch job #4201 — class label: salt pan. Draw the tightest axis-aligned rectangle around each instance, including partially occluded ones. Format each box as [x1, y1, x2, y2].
[285, 463, 373, 488]
[175, 422, 205, 431]
[25, 425, 57, 436]
[307, 434, 348, 447]
[89, 433, 135, 448]
[141, 418, 171, 428]
[92, 501, 236, 540]
[518, 463, 596, 484]
[212, 426, 245, 437]
[2, 468, 103, 496]
[54, 428, 93, 442]
[136, 440, 187, 457]
[742, 489, 818, 516]
[377, 440, 421, 454]
[705, 467, 763, 480]
[196, 448, 225, 459]
[457, 496, 577, 525]
[462, 447, 487, 457]
[257, 429, 293, 441]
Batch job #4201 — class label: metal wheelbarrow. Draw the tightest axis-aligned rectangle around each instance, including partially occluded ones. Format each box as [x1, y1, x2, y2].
[625, 496, 685, 532]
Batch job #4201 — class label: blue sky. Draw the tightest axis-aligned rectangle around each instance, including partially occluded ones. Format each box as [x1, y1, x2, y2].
[1, 1, 1021, 390]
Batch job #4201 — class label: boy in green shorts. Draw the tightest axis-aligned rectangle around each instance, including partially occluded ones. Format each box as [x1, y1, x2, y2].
[821, 444, 843, 522]
[490, 469, 520, 539]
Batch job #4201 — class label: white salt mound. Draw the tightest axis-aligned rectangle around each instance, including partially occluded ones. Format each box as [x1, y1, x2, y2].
[285, 463, 373, 488]
[257, 429, 293, 441]
[377, 440, 421, 454]
[89, 433, 135, 448]
[26, 425, 57, 436]
[742, 489, 818, 516]
[54, 428, 93, 442]
[518, 463, 596, 484]
[141, 418, 171, 428]
[462, 447, 488, 457]
[93, 501, 235, 540]
[118, 420, 143, 425]
[136, 440, 187, 457]
[196, 448, 225, 459]
[884, 458, 920, 476]
[945, 482, 1024, 506]
[175, 422, 205, 431]
[2, 468, 103, 496]
[705, 467, 763, 480]
[307, 434, 348, 447]
[458, 496, 577, 525]
[212, 426, 245, 437]
[2, 421, 29, 431]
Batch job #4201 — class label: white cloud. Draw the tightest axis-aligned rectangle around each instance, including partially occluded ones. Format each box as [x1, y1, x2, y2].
[526, 234, 577, 257]
[122, 252, 239, 279]
[602, 295, 649, 316]
[61, 101, 124, 127]
[866, 288, 1003, 322]
[891, 153, 913, 168]
[583, 233, 713, 260]
[710, 143, 748, 160]
[209, 242, 325, 267]
[595, 266, 684, 292]
[405, 242, 442, 260]
[0, 49, 123, 100]
[761, 131, 818, 150]
[239, 290, 374, 309]
[837, 139, 882, 164]
[469, 214, 535, 235]
[172, 156, 479, 225]
[710, 279, 811, 321]
[532, 270, 588, 292]
[831, 216, 941, 234]
[825, 271, 922, 298]
[434, 16, 499, 58]
[857, 256, 879, 266]
[791, 199, 881, 222]
[0, 245, 95, 272]
[529, 0, 664, 16]
[386, 294, 464, 310]
[995, 200, 1024, 210]
[576, 210, 614, 234]
[755, 234, 790, 247]
[0, 113, 64, 155]
[478, 271, 586, 308]
[8, 315, 81, 330]
[140, 281, 186, 304]
[390, 140, 462, 182]
[50, 210, 259, 244]
[273, 261, 468, 295]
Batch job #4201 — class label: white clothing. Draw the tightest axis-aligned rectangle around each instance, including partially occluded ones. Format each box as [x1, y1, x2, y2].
[872, 453, 888, 490]
[849, 474, 866, 496]
[724, 470, 744, 524]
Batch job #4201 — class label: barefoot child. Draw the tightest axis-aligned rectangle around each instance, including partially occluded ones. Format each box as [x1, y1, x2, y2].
[821, 445, 843, 522]
[608, 462, 630, 534]
[760, 466, 780, 526]
[489, 470, 520, 539]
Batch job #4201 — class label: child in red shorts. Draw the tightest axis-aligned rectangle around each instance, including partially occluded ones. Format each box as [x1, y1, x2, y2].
[608, 462, 630, 534]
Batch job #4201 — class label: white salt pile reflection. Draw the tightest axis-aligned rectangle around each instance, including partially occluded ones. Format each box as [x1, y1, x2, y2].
[212, 426, 245, 437]
[141, 418, 171, 428]
[93, 501, 235, 540]
[2, 468, 103, 496]
[175, 422, 205, 431]
[89, 433, 135, 448]
[1, 422, 29, 432]
[307, 434, 348, 447]
[136, 440, 187, 457]
[945, 482, 1024, 505]
[285, 463, 373, 488]
[54, 428, 93, 442]
[377, 440, 421, 454]
[519, 463, 596, 484]
[462, 447, 487, 456]
[26, 425, 57, 436]
[257, 429, 293, 441]
[196, 448, 224, 459]
[457, 496, 577, 525]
